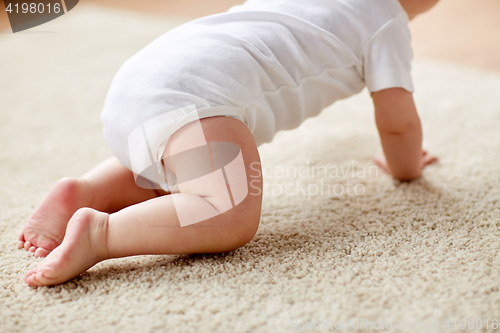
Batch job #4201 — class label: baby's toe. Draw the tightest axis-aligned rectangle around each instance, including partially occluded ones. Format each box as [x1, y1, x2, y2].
[29, 246, 36, 253]
[39, 266, 57, 280]
[25, 269, 48, 287]
[34, 247, 50, 258]
[27, 274, 39, 287]
[24, 241, 32, 251]
[18, 233, 25, 249]
[24, 269, 36, 284]
[30, 267, 56, 286]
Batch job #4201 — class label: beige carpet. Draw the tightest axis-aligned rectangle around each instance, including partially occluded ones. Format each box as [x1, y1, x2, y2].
[1, 5, 500, 333]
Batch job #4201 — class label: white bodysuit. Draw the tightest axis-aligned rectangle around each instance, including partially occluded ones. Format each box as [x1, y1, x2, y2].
[101, 0, 414, 189]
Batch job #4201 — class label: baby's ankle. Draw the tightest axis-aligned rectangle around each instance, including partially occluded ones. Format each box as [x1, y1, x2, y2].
[92, 210, 111, 262]
[70, 208, 111, 261]
[53, 177, 92, 209]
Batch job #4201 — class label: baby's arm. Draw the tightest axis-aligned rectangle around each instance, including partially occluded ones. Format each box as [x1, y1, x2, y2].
[371, 88, 437, 181]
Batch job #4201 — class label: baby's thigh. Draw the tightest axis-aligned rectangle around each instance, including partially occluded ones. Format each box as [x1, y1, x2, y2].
[162, 116, 263, 239]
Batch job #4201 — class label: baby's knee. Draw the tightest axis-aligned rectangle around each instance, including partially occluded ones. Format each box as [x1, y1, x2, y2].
[220, 195, 261, 251]
[236, 214, 260, 249]
[163, 117, 263, 226]
[169, 164, 261, 243]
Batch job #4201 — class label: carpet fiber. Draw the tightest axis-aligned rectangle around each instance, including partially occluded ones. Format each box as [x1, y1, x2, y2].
[1, 5, 499, 333]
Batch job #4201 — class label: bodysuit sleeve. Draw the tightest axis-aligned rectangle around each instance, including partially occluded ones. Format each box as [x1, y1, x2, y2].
[361, 14, 414, 93]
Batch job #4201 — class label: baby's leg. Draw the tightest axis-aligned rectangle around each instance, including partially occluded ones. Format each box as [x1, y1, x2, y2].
[25, 117, 263, 287]
[19, 157, 167, 257]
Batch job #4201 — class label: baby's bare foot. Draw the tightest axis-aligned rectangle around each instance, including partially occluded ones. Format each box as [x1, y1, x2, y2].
[25, 208, 109, 287]
[19, 178, 91, 257]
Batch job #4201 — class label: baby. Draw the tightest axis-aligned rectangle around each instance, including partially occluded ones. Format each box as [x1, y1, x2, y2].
[20, 0, 439, 287]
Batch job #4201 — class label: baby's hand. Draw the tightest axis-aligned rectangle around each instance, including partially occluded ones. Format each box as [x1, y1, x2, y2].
[374, 150, 438, 179]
